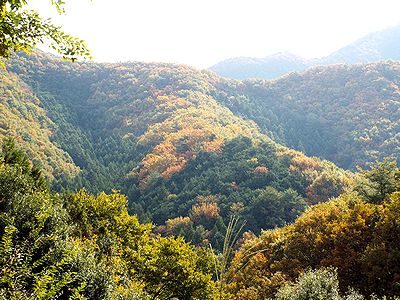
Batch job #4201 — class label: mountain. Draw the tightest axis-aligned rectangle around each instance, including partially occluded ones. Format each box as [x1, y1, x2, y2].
[2, 51, 400, 299]
[322, 25, 400, 64]
[214, 62, 400, 170]
[4, 50, 400, 247]
[210, 25, 400, 80]
[2, 90, 399, 300]
[209, 52, 309, 80]
[5, 51, 352, 247]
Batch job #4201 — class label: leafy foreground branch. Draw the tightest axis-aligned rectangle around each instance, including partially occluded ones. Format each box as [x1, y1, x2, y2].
[0, 0, 90, 62]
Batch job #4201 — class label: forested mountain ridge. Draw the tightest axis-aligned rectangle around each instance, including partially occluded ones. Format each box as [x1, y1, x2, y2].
[211, 24, 400, 79]
[215, 62, 400, 170]
[1, 0, 399, 298]
[4, 51, 352, 247]
[0, 67, 79, 179]
[2, 118, 399, 300]
[209, 52, 309, 80]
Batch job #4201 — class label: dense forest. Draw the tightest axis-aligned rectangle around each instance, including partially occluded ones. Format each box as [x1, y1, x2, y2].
[227, 159, 400, 299]
[1, 139, 399, 299]
[214, 62, 400, 170]
[0, 139, 215, 299]
[0, 50, 399, 298]
[4, 51, 356, 246]
[0, 69, 79, 179]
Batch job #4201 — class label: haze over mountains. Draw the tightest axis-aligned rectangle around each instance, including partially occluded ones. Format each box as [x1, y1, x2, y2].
[210, 25, 400, 79]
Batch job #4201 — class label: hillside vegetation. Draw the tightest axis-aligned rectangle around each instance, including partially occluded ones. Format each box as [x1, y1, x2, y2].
[215, 62, 400, 169]
[0, 139, 215, 299]
[5, 51, 354, 248]
[1, 2, 399, 299]
[1, 139, 399, 299]
[227, 160, 400, 299]
[0, 68, 79, 179]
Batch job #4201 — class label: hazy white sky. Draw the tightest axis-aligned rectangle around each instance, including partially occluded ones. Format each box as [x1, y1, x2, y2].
[30, 0, 400, 68]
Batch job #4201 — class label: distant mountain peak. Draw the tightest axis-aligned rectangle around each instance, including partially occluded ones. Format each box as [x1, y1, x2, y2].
[211, 24, 400, 80]
[210, 52, 309, 80]
[321, 24, 400, 64]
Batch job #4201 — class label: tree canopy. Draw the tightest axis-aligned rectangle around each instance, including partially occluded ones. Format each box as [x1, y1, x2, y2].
[0, 138, 215, 299]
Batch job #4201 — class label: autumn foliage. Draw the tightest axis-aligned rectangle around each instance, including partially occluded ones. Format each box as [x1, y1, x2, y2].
[227, 161, 400, 299]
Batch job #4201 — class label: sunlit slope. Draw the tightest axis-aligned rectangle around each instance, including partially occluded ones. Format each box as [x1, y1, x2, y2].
[0, 67, 78, 179]
[215, 62, 400, 169]
[6, 52, 351, 239]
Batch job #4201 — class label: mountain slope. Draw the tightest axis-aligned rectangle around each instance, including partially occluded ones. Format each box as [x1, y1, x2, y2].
[210, 25, 400, 80]
[322, 25, 400, 64]
[5, 51, 351, 247]
[3, 53, 399, 300]
[0, 67, 78, 179]
[214, 62, 400, 170]
[228, 161, 400, 299]
[209, 52, 309, 80]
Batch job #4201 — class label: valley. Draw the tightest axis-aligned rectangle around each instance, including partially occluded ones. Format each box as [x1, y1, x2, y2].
[0, 50, 399, 299]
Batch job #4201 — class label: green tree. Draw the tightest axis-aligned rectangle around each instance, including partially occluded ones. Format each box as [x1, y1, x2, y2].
[245, 187, 307, 233]
[0, 137, 46, 188]
[0, 0, 90, 62]
[0, 138, 86, 299]
[134, 236, 215, 300]
[356, 158, 400, 204]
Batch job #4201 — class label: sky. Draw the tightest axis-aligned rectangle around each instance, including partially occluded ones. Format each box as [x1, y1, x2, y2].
[29, 0, 400, 69]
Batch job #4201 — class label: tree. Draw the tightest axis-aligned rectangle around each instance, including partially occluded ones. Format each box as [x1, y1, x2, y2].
[0, 137, 87, 299]
[274, 268, 364, 300]
[356, 158, 400, 204]
[0, 0, 90, 62]
[133, 236, 215, 300]
[245, 187, 307, 233]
